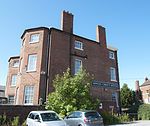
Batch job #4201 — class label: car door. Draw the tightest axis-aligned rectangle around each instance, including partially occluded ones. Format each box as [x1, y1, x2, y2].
[27, 113, 36, 126]
[34, 114, 41, 126]
[73, 112, 83, 126]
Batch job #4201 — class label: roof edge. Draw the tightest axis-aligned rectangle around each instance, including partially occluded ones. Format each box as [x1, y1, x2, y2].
[107, 45, 118, 51]
[21, 27, 49, 39]
[8, 56, 20, 62]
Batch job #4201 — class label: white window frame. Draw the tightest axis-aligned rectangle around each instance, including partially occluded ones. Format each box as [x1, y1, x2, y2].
[24, 86, 34, 105]
[11, 74, 17, 86]
[110, 67, 117, 81]
[75, 59, 82, 75]
[27, 54, 37, 72]
[29, 33, 40, 43]
[109, 51, 115, 59]
[75, 41, 83, 50]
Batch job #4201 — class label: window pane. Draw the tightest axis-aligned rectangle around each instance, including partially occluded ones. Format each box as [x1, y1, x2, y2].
[13, 60, 19, 67]
[24, 86, 34, 104]
[75, 59, 82, 75]
[112, 93, 116, 101]
[110, 67, 116, 81]
[11, 74, 17, 86]
[30, 34, 40, 43]
[109, 51, 115, 59]
[75, 41, 83, 50]
[8, 96, 14, 104]
[27, 54, 37, 71]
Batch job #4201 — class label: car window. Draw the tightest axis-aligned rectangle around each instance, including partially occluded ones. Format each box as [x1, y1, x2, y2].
[74, 112, 82, 118]
[40, 112, 61, 122]
[85, 112, 100, 119]
[68, 112, 75, 118]
[28, 113, 35, 119]
[35, 114, 40, 120]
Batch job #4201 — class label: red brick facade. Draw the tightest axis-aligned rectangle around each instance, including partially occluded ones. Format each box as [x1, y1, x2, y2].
[5, 11, 120, 113]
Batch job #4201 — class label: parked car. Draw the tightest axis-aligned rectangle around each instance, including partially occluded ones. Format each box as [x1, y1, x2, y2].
[64, 110, 104, 126]
[26, 110, 67, 126]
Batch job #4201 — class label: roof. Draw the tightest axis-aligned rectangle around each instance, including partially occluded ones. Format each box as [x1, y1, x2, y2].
[29, 110, 56, 114]
[21, 27, 49, 39]
[140, 80, 150, 87]
[107, 45, 118, 51]
[8, 56, 20, 62]
[71, 110, 98, 113]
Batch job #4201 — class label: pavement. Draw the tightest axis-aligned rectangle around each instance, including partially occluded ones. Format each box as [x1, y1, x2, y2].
[108, 120, 150, 126]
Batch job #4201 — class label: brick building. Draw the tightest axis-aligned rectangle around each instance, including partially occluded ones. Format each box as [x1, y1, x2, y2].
[5, 11, 120, 112]
[136, 78, 150, 104]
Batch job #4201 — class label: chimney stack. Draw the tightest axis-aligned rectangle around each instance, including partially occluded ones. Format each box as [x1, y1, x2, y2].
[61, 10, 73, 33]
[96, 25, 107, 48]
[135, 80, 140, 91]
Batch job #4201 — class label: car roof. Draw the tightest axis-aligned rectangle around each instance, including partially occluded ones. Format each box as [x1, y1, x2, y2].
[73, 110, 97, 113]
[29, 110, 56, 114]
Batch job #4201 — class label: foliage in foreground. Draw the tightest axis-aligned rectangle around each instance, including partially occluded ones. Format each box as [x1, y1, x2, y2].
[0, 115, 26, 126]
[138, 104, 150, 120]
[46, 69, 100, 117]
[101, 112, 130, 125]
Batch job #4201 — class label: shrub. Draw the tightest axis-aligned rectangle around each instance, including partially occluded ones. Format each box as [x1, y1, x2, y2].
[0, 114, 7, 125]
[21, 120, 26, 126]
[101, 112, 130, 125]
[118, 113, 130, 122]
[101, 112, 120, 125]
[11, 116, 19, 126]
[138, 104, 150, 120]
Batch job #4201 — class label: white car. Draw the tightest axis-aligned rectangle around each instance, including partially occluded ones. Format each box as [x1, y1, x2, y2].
[26, 110, 67, 126]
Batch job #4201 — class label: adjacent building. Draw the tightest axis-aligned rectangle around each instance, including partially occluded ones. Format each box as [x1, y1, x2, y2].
[5, 11, 120, 112]
[136, 78, 150, 104]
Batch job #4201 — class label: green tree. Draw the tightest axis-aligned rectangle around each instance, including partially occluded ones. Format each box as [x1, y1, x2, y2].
[46, 69, 100, 116]
[120, 84, 133, 108]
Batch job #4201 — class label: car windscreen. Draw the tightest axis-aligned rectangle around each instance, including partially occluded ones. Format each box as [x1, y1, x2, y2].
[85, 112, 100, 119]
[40, 112, 61, 122]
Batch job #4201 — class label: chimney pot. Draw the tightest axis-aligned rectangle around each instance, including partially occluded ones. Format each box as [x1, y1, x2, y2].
[145, 77, 148, 81]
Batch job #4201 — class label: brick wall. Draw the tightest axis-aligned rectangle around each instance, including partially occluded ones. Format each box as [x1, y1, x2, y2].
[0, 105, 45, 124]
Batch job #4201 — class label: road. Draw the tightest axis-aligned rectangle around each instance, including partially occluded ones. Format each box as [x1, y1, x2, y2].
[108, 120, 150, 126]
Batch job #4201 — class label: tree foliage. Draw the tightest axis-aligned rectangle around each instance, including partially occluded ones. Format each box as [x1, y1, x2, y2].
[120, 84, 133, 108]
[46, 69, 100, 116]
[138, 104, 150, 120]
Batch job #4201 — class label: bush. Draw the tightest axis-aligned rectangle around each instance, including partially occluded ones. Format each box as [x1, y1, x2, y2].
[118, 113, 130, 122]
[138, 104, 150, 120]
[11, 116, 19, 126]
[101, 112, 130, 125]
[0, 114, 7, 125]
[21, 120, 26, 126]
[101, 112, 120, 125]
[0, 115, 23, 126]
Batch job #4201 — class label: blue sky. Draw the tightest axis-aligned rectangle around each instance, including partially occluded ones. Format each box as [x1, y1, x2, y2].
[0, 0, 150, 89]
